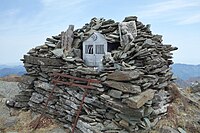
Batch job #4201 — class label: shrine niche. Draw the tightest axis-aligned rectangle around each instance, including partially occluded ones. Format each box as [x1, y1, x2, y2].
[83, 32, 107, 66]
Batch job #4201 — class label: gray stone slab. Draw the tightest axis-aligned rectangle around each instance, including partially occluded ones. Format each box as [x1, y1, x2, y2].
[29, 92, 44, 104]
[24, 55, 64, 66]
[108, 89, 122, 99]
[107, 70, 141, 81]
[104, 81, 141, 94]
[125, 89, 156, 108]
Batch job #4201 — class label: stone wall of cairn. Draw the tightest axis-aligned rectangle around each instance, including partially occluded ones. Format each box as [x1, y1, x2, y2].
[8, 16, 178, 132]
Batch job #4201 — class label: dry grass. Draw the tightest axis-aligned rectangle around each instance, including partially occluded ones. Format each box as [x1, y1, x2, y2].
[0, 74, 22, 82]
[151, 84, 200, 133]
[1, 110, 59, 133]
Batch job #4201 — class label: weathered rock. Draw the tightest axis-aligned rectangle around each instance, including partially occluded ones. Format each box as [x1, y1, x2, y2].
[107, 70, 141, 81]
[125, 89, 156, 108]
[122, 107, 145, 118]
[14, 102, 29, 108]
[63, 57, 75, 62]
[2, 116, 19, 128]
[48, 127, 66, 133]
[160, 126, 179, 133]
[51, 48, 63, 57]
[108, 89, 122, 99]
[103, 122, 121, 130]
[123, 16, 137, 22]
[29, 92, 44, 104]
[177, 127, 187, 133]
[46, 43, 56, 48]
[117, 113, 139, 126]
[5, 99, 15, 107]
[104, 81, 141, 94]
[46, 37, 59, 43]
[119, 119, 129, 129]
[77, 120, 93, 133]
[154, 104, 169, 115]
[24, 55, 64, 66]
[21, 75, 36, 84]
[191, 82, 200, 93]
[34, 81, 63, 93]
[14, 95, 30, 102]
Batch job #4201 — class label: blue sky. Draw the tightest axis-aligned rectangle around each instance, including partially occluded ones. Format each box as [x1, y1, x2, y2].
[0, 0, 200, 65]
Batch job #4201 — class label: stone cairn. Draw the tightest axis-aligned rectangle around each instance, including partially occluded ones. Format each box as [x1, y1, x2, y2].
[7, 16, 178, 132]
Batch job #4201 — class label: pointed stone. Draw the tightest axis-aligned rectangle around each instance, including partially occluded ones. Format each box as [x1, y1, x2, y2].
[51, 48, 63, 57]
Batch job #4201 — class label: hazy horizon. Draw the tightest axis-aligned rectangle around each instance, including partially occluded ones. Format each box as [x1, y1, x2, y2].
[0, 0, 200, 65]
[0, 62, 199, 66]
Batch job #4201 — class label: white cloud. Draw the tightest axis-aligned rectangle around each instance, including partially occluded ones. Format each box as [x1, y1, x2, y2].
[0, 0, 90, 35]
[0, 8, 20, 17]
[0, 8, 21, 32]
[152, 0, 196, 14]
[31, 0, 86, 23]
[178, 14, 200, 24]
[137, 0, 200, 20]
[41, 0, 86, 8]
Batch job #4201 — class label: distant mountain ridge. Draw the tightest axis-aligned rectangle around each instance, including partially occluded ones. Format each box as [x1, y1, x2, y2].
[174, 77, 190, 88]
[0, 63, 199, 84]
[172, 63, 200, 80]
[171, 63, 200, 88]
[0, 65, 26, 77]
[186, 76, 200, 82]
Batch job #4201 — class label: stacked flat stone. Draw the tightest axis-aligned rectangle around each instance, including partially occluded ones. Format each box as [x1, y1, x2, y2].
[10, 16, 177, 132]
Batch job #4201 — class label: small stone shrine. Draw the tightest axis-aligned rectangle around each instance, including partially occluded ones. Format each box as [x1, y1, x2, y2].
[7, 16, 178, 132]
